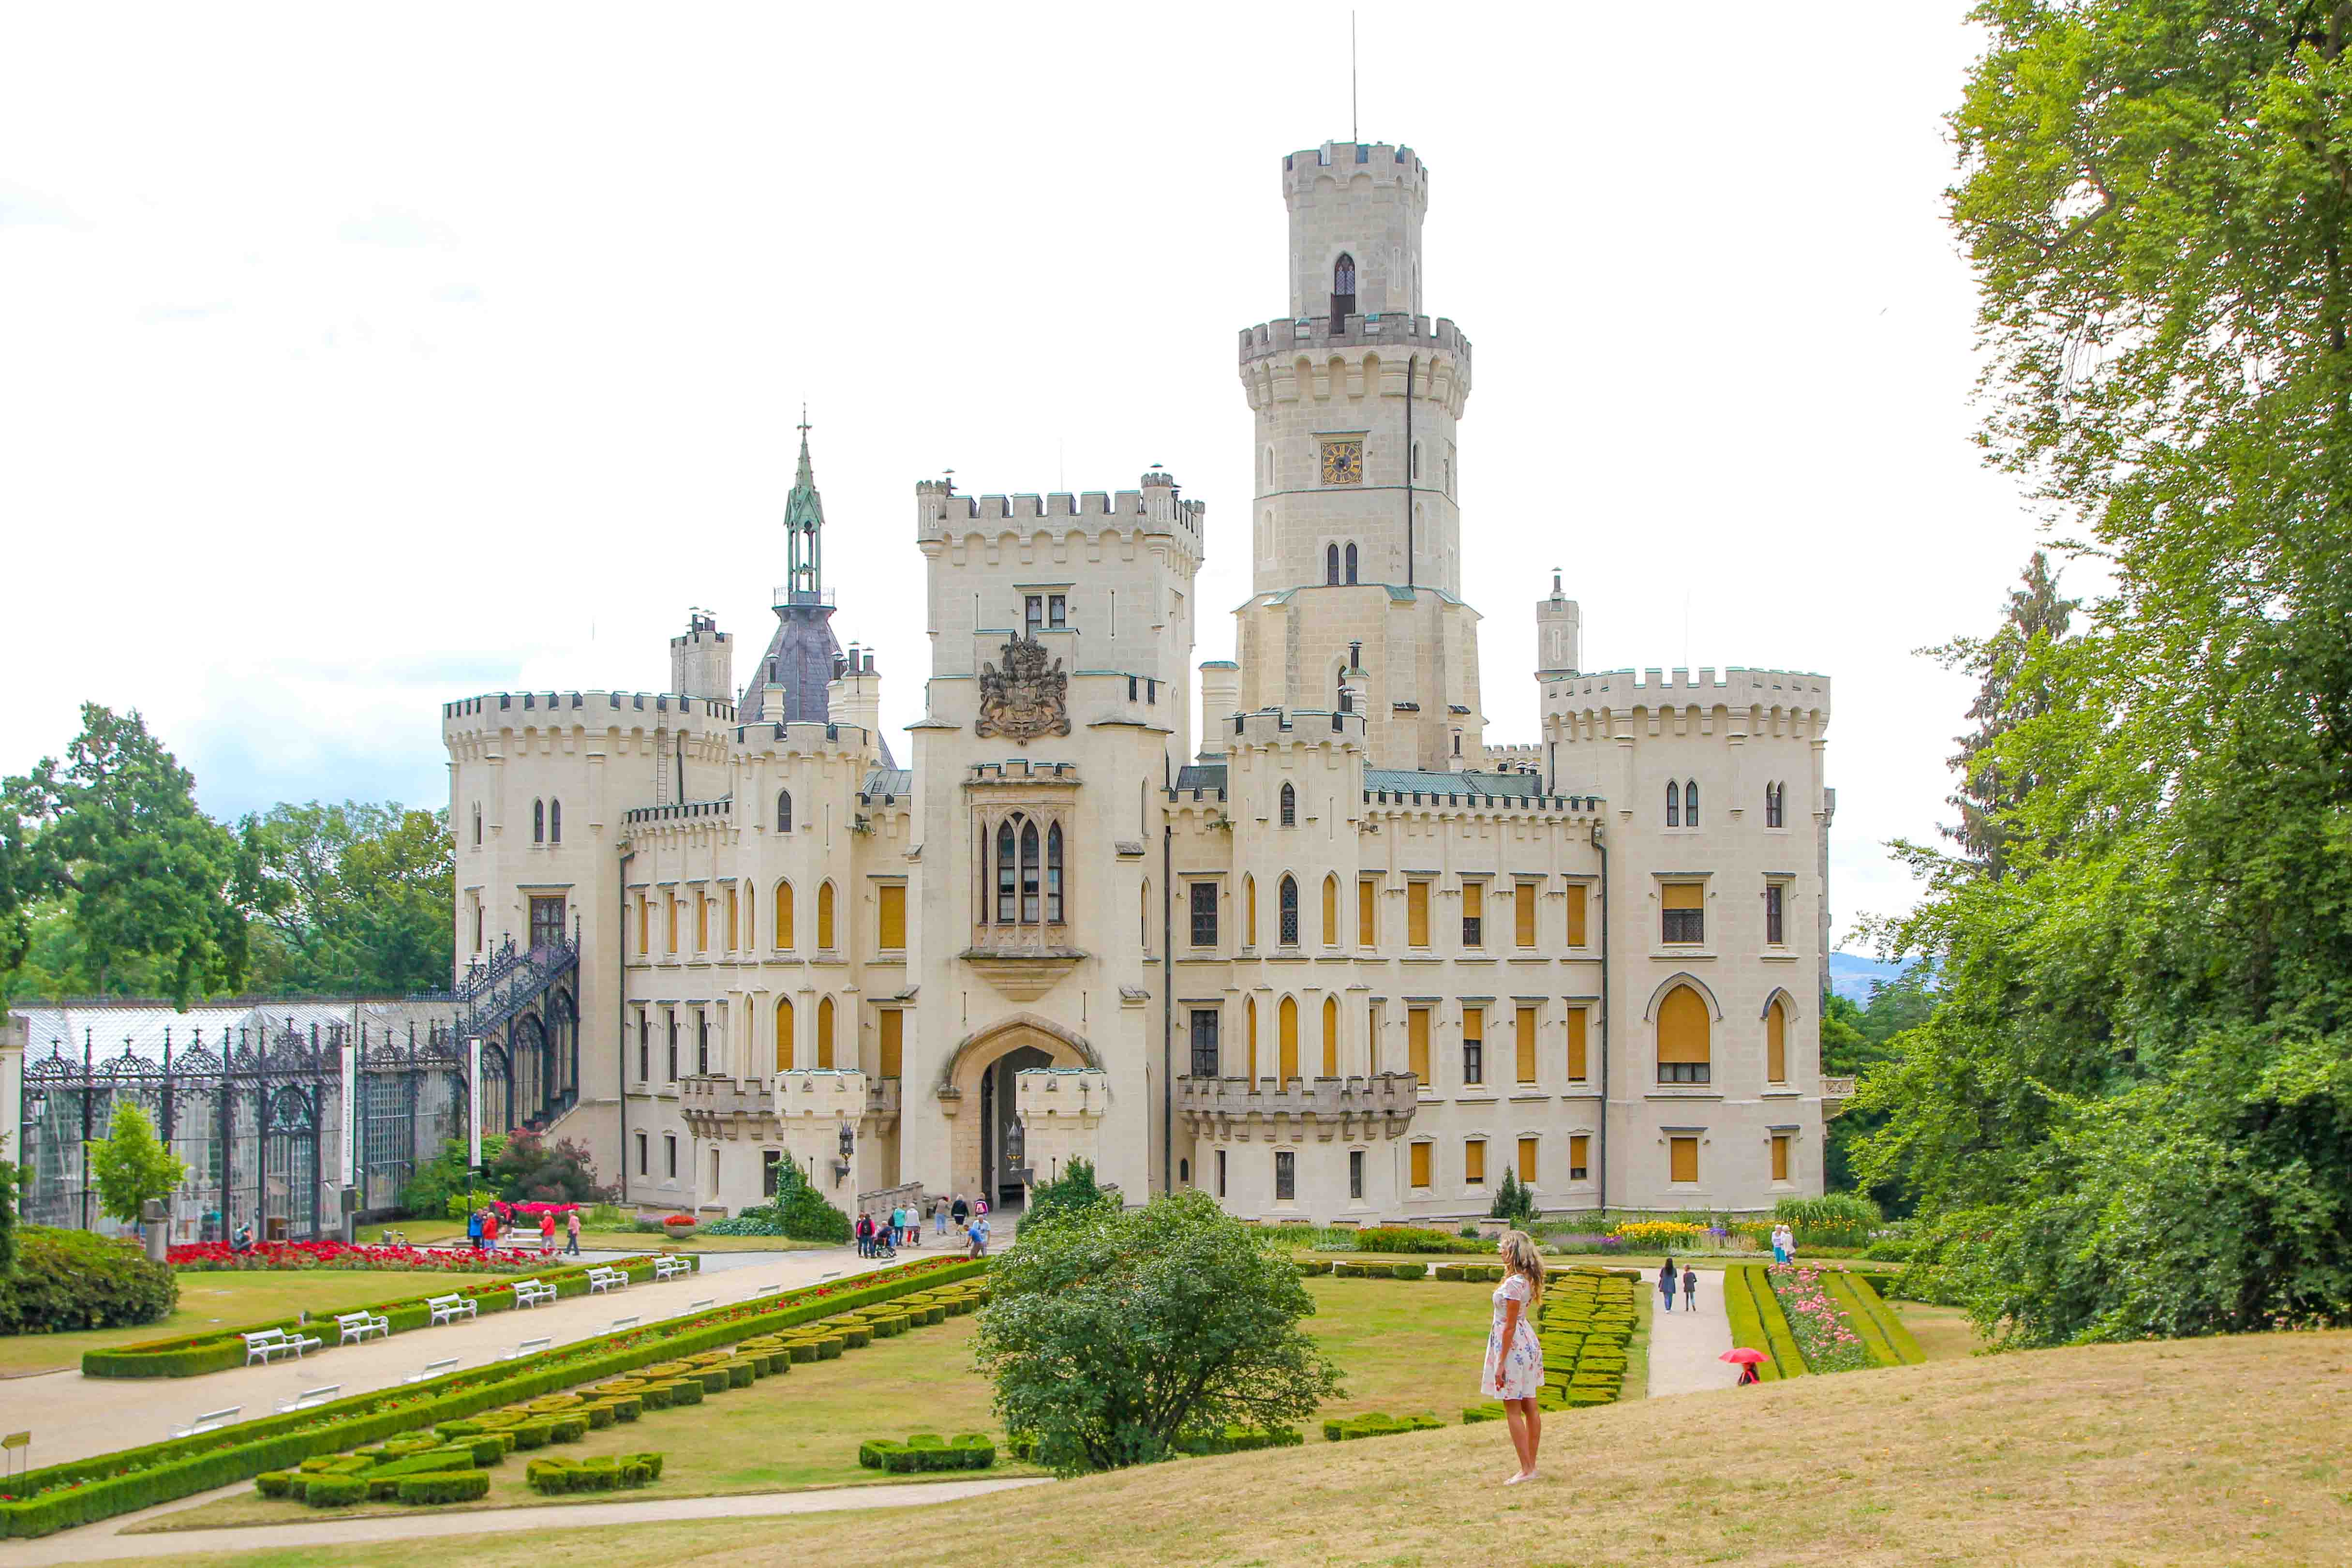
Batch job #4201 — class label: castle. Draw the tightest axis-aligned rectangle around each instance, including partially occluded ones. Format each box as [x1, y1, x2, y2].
[440, 139, 1839, 1224]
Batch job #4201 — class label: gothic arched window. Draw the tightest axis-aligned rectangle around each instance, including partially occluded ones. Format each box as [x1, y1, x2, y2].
[472, 805, 481, 847]
[1046, 822, 1064, 923]
[549, 799, 561, 844]
[532, 799, 545, 843]
[1344, 542, 1358, 583]
[776, 790, 793, 833]
[1280, 782, 1296, 826]
[1326, 543, 1341, 584]
[1331, 252, 1357, 328]
[1684, 779, 1700, 827]
[1666, 781, 1681, 828]
[996, 819, 1017, 924]
[1279, 874, 1300, 947]
[1019, 819, 1041, 923]
[1765, 781, 1784, 828]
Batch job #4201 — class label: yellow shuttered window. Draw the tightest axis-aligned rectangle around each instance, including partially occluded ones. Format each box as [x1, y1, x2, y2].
[1278, 996, 1299, 1083]
[1657, 987, 1711, 1082]
[1410, 1141, 1432, 1188]
[727, 886, 739, 951]
[1566, 1005, 1589, 1083]
[1244, 876, 1257, 947]
[1661, 881, 1703, 944]
[637, 895, 649, 956]
[1565, 883, 1588, 947]
[1463, 1005, 1485, 1085]
[1518, 1136, 1538, 1183]
[1359, 879, 1377, 946]
[1464, 1138, 1486, 1184]
[1669, 1135, 1699, 1184]
[1407, 882, 1430, 947]
[696, 894, 708, 951]
[1322, 995, 1339, 1077]
[1771, 1133, 1790, 1182]
[878, 883, 907, 951]
[879, 1009, 903, 1079]
[1515, 1004, 1538, 1084]
[1515, 881, 1536, 947]
[817, 882, 835, 952]
[1408, 1006, 1431, 1084]
[667, 897, 679, 954]
[744, 884, 755, 949]
[1322, 875, 1339, 946]
[816, 997, 835, 1069]
[1462, 881, 1483, 948]
[774, 881, 794, 950]
[774, 997, 794, 1072]
[1766, 998, 1787, 1083]
[1246, 997, 1259, 1082]
[1570, 1133, 1590, 1180]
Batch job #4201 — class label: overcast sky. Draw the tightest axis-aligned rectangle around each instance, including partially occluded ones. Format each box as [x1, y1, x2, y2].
[0, 2, 2050, 951]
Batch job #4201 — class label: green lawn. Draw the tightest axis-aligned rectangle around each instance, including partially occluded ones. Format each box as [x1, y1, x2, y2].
[0, 1273, 479, 1377]
[1887, 1299, 1988, 1361]
[137, 1276, 1510, 1533]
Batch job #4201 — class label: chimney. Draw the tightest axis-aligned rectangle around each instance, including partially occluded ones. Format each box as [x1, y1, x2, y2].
[1196, 660, 1241, 759]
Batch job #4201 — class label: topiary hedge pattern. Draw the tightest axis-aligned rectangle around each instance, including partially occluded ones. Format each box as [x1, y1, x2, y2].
[857, 1433, 996, 1473]
[1323, 1411, 1445, 1441]
[525, 1453, 665, 1494]
[2, 1257, 984, 1538]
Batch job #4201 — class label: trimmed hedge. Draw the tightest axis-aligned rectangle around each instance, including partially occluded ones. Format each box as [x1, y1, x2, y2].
[1831, 1269, 1927, 1365]
[0, 1228, 178, 1335]
[81, 1254, 686, 1378]
[857, 1433, 996, 1473]
[0, 1255, 984, 1538]
[526, 1452, 665, 1494]
[303, 1474, 367, 1508]
[1726, 1264, 1805, 1377]
[1171, 1425, 1302, 1456]
[1323, 1411, 1445, 1441]
[1388, 1262, 1428, 1281]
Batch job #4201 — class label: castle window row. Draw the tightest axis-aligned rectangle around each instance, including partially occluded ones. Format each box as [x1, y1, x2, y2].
[1184, 874, 1592, 953]
[530, 798, 563, 844]
[627, 875, 908, 960]
[629, 998, 911, 1083]
[1183, 997, 1595, 1090]
[981, 810, 1065, 926]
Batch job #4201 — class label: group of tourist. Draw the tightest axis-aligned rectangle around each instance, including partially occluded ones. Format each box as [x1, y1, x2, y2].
[1770, 1223, 1799, 1264]
[855, 1194, 994, 1259]
[1657, 1258, 1700, 1312]
[462, 1205, 581, 1255]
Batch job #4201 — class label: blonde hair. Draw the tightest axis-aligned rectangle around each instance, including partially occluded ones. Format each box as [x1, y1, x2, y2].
[1500, 1229, 1546, 1309]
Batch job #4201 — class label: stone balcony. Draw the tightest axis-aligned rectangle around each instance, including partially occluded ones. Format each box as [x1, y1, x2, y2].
[1821, 1076, 1856, 1120]
[681, 1070, 902, 1139]
[1176, 1072, 1420, 1143]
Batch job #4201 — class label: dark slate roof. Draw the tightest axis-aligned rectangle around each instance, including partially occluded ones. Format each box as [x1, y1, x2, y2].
[1364, 768, 1546, 799]
[861, 768, 913, 799]
[1174, 763, 1228, 794]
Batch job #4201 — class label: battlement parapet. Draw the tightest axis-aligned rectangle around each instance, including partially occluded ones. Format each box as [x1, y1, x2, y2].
[1177, 1072, 1420, 1141]
[968, 759, 1082, 786]
[1281, 141, 1428, 197]
[1361, 782, 1602, 819]
[444, 690, 737, 732]
[1542, 666, 1833, 718]
[1229, 707, 1368, 750]
[1238, 313, 1469, 370]
[623, 796, 734, 826]
[916, 475, 1205, 541]
[729, 718, 876, 760]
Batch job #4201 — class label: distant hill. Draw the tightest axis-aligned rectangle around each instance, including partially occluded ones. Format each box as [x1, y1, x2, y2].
[1829, 950, 1919, 1002]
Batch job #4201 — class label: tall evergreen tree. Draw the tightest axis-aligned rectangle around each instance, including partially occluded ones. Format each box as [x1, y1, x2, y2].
[1931, 552, 2078, 875]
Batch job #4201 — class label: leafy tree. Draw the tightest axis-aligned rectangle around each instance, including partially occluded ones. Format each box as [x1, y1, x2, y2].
[0, 1143, 21, 1278]
[86, 1102, 187, 1227]
[975, 1190, 1340, 1474]
[398, 1133, 507, 1219]
[1930, 552, 2079, 875]
[0, 705, 262, 1005]
[1487, 1165, 1537, 1228]
[1856, 1, 2352, 1344]
[248, 802, 454, 996]
[487, 1129, 613, 1205]
[1022, 1155, 1114, 1230]
[704, 1158, 853, 1242]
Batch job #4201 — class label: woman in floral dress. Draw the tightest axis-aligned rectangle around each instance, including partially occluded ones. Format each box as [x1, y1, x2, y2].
[1484, 1229, 1547, 1483]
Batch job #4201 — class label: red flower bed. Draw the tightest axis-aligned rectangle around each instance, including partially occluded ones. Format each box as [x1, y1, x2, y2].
[169, 1238, 556, 1274]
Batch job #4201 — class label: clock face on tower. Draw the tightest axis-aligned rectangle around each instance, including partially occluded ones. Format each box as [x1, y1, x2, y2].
[1320, 439, 1364, 486]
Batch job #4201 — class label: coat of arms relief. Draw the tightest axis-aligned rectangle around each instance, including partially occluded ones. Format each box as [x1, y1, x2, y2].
[975, 636, 1070, 743]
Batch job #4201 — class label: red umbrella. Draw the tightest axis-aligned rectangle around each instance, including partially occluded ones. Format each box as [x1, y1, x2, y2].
[1719, 1348, 1767, 1364]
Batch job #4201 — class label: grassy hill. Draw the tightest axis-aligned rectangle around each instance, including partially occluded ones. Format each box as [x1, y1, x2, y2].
[186, 1329, 2352, 1568]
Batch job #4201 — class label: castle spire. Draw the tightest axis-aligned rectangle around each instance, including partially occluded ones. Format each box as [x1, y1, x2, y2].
[786, 406, 824, 601]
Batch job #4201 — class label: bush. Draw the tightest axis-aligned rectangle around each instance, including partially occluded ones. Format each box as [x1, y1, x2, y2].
[1023, 1157, 1116, 1231]
[701, 1160, 850, 1242]
[1861, 1238, 1919, 1263]
[1352, 1225, 1489, 1255]
[856, 1433, 997, 1473]
[525, 1452, 664, 1494]
[396, 1470, 490, 1505]
[1774, 1194, 1882, 1249]
[1169, 1425, 1302, 1456]
[0, 1227, 176, 1333]
[1389, 1262, 1427, 1281]
[1488, 1167, 1538, 1228]
[1321, 1412, 1444, 1441]
[303, 1474, 367, 1508]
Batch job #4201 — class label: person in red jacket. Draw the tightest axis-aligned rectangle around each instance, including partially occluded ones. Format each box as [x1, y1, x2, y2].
[483, 1209, 501, 1252]
[540, 1209, 557, 1251]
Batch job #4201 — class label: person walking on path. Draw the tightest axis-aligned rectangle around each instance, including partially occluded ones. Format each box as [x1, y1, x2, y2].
[855, 1211, 874, 1258]
[951, 1194, 969, 1229]
[565, 1209, 582, 1256]
[1772, 1224, 1791, 1264]
[1659, 1257, 1677, 1314]
[483, 1208, 501, 1253]
[1485, 1229, 1548, 1485]
[1682, 1264, 1698, 1312]
[466, 1208, 484, 1251]
[935, 1197, 949, 1237]
[539, 1209, 557, 1252]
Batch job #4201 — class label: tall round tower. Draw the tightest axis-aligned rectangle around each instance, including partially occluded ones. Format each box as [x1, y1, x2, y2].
[1232, 139, 1483, 772]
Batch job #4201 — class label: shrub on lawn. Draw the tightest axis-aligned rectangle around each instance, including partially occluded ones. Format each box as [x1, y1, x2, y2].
[396, 1471, 490, 1505]
[1321, 1412, 1444, 1441]
[1389, 1262, 1427, 1281]
[0, 1227, 176, 1334]
[1351, 1226, 1489, 1255]
[302, 1474, 367, 1508]
[525, 1453, 664, 1494]
[857, 1434, 997, 1473]
[1170, 1425, 1302, 1455]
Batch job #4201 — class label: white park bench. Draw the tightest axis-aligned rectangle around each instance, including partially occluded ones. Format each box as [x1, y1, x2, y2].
[586, 1266, 630, 1294]
[652, 1255, 693, 1282]
[495, 1336, 553, 1362]
[335, 1310, 389, 1345]
[402, 1357, 460, 1385]
[242, 1328, 320, 1366]
[511, 1278, 558, 1309]
[426, 1293, 476, 1326]
[272, 1384, 342, 1415]
[686, 1298, 715, 1315]
[744, 1282, 782, 1301]
[168, 1406, 241, 1439]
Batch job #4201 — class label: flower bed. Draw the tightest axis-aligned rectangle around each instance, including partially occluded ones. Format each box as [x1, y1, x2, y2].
[1, 1255, 980, 1538]
[84, 1255, 683, 1378]
[170, 1239, 557, 1274]
[1761, 1263, 1872, 1374]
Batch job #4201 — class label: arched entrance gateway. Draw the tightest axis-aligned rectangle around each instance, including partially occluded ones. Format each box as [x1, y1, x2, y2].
[935, 1014, 1100, 1210]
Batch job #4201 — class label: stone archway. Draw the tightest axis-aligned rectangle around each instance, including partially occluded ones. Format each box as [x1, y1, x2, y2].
[937, 1014, 1095, 1209]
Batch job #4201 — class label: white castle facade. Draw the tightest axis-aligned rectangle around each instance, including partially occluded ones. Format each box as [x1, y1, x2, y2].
[441, 139, 1840, 1225]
